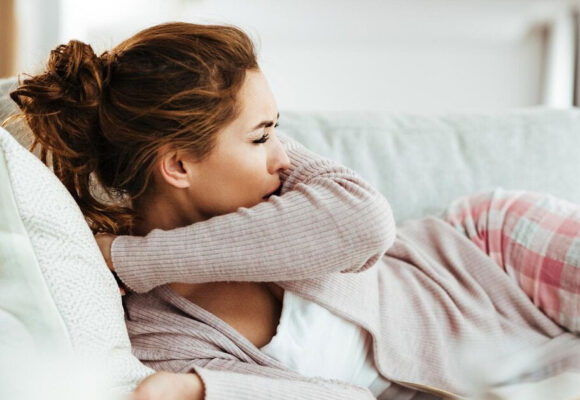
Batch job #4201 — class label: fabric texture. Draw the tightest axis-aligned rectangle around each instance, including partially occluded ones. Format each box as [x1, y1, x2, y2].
[113, 132, 580, 399]
[443, 187, 580, 333]
[0, 127, 152, 393]
[0, 135, 70, 356]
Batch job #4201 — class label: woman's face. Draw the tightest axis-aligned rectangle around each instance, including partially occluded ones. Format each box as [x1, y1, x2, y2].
[179, 69, 291, 221]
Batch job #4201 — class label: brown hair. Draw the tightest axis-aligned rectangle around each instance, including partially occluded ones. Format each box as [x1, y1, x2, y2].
[10, 22, 259, 235]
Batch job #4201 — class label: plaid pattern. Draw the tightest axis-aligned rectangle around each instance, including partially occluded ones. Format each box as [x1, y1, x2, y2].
[442, 187, 580, 334]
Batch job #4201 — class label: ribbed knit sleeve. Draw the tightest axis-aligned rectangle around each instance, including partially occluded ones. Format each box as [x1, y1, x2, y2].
[112, 132, 396, 293]
[191, 364, 375, 400]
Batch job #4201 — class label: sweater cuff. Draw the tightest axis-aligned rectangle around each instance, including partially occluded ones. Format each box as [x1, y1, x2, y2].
[110, 235, 151, 293]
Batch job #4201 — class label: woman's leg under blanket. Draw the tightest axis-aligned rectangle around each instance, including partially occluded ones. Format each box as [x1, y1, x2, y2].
[441, 187, 580, 334]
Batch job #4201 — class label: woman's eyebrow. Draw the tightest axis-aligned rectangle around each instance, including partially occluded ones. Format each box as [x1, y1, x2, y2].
[251, 112, 280, 130]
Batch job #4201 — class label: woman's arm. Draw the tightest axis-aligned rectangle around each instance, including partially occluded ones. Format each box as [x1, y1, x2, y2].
[192, 363, 375, 400]
[112, 132, 396, 293]
[131, 371, 204, 400]
[133, 359, 375, 400]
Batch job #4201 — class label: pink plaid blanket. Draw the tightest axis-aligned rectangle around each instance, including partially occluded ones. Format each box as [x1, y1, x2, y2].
[443, 187, 580, 334]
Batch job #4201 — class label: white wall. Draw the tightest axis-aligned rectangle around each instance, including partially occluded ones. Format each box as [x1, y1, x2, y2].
[15, 0, 60, 75]
[14, 0, 580, 113]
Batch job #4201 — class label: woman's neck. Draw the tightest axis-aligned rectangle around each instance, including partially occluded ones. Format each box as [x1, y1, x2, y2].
[132, 190, 199, 236]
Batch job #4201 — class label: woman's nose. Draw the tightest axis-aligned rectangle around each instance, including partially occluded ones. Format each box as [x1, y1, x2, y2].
[268, 137, 291, 174]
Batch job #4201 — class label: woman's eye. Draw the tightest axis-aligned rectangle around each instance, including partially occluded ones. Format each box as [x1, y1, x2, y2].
[252, 122, 278, 144]
[253, 133, 270, 144]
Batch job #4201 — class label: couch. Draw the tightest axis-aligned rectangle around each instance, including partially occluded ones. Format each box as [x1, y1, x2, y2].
[1, 75, 580, 399]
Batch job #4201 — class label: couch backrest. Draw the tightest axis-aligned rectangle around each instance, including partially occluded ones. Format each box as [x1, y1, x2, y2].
[0, 78, 33, 150]
[2, 76, 579, 223]
[279, 109, 580, 222]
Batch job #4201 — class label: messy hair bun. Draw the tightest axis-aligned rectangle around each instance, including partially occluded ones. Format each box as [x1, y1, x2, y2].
[15, 40, 104, 165]
[10, 39, 134, 233]
[10, 23, 258, 234]
[10, 40, 130, 231]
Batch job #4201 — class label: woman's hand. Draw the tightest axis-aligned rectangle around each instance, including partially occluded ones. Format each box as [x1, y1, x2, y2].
[95, 233, 126, 295]
[95, 233, 116, 271]
[130, 371, 205, 400]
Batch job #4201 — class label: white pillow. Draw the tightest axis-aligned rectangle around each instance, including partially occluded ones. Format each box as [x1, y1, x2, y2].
[0, 127, 152, 397]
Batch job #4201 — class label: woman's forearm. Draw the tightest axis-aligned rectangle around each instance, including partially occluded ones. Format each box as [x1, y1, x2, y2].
[112, 133, 396, 293]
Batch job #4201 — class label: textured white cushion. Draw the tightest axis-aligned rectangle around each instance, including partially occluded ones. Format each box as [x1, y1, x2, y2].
[0, 127, 152, 397]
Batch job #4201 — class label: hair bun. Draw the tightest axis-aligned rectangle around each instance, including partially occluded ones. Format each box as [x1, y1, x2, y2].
[49, 40, 104, 107]
[10, 39, 106, 181]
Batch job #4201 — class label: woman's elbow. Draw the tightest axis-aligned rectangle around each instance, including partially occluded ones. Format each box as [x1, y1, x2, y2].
[341, 194, 396, 273]
[364, 193, 397, 251]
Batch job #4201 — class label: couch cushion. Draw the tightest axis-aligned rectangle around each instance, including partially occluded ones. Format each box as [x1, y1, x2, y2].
[0, 126, 152, 396]
[0, 77, 33, 150]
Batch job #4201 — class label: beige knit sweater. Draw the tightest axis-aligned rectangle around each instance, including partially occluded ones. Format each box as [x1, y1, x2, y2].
[112, 133, 576, 400]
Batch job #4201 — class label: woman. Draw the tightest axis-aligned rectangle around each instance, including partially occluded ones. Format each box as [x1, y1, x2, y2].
[10, 22, 580, 400]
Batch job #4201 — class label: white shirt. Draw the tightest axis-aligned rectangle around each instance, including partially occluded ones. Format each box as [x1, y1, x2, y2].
[260, 290, 392, 397]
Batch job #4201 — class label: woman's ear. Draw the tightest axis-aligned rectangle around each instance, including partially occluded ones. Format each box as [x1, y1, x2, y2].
[157, 149, 194, 189]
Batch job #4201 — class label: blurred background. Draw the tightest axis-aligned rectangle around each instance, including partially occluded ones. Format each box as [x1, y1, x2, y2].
[2, 0, 580, 113]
